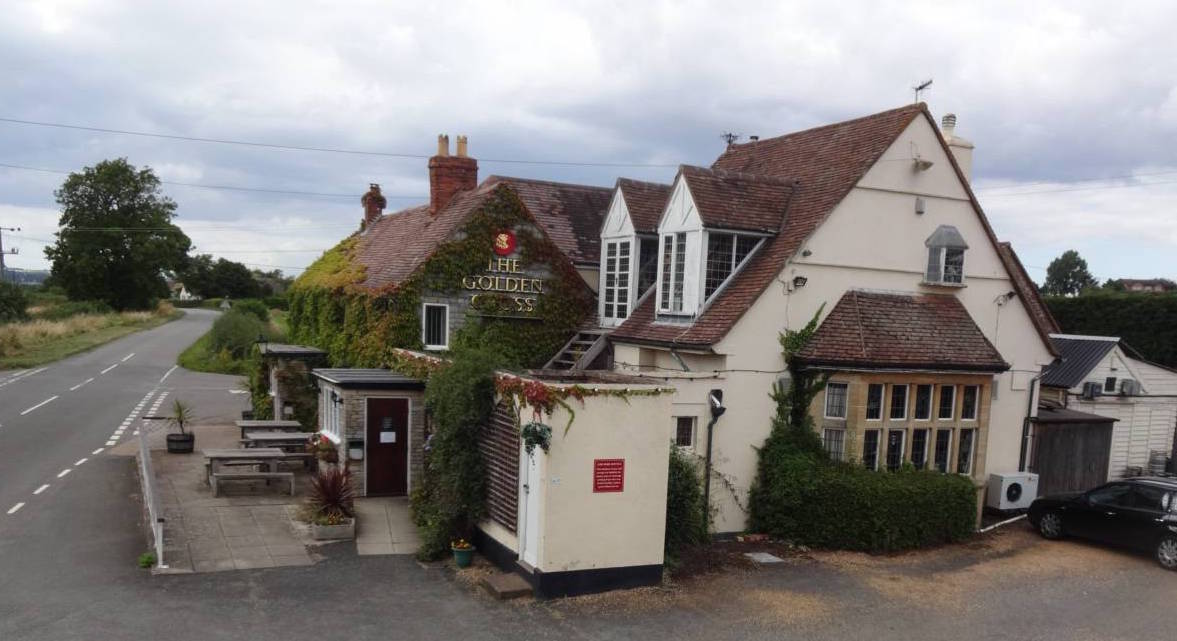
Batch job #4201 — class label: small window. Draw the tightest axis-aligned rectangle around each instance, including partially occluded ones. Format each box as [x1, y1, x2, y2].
[602, 240, 632, 320]
[934, 429, 953, 473]
[885, 429, 906, 471]
[1132, 485, 1169, 512]
[889, 384, 909, 420]
[924, 225, 968, 284]
[704, 233, 761, 300]
[957, 428, 976, 475]
[938, 385, 956, 420]
[674, 416, 696, 447]
[866, 383, 884, 420]
[824, 382, 849, 419]
[914, 384, 933, 421]
[823, 428, 845, 461]
[862, 429, 880, 470]
[638, 237, 659, 294]
[1104, 377, 1118, 393]
[423, 304, 448, 350]
[961, 385, 979, 421]
[911, 428, 929, 470]
[673, 232, 686, 310]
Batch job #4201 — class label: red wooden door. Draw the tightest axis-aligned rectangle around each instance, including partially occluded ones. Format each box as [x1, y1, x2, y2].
[366, 398, 409, 496]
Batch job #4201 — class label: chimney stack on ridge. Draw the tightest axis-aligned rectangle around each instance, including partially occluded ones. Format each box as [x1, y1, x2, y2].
[361, 183, 386, 229]
[429, 134, 478, 215]
[940, 113, 974, 182]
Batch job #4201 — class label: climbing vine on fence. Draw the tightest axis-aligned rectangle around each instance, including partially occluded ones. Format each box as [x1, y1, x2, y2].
[286, 185, 595, 369]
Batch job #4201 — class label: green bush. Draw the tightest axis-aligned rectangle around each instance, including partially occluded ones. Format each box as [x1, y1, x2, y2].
[230, 298, 270, 322]
[411, 348, 501, 559]
[208, 310, 265, 359]
[0, 282, 29, 322]
[665, 447, 708, 559]
[31, 299, 112, 320]
[1047, 293, 1177, 367]
[263, 294, 289, 311]
[750, 451, 977, 552]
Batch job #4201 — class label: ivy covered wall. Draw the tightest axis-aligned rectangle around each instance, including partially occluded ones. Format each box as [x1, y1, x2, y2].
[288, 185, 595, 369]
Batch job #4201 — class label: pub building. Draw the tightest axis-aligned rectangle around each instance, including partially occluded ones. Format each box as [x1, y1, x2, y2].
[293, 105, 1060, 593]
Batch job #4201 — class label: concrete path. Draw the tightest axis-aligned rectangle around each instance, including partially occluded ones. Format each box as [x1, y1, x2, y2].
[354, 497, 421, 555]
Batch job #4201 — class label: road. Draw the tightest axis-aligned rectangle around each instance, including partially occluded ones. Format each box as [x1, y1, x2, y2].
[2, 309, 1176, 640]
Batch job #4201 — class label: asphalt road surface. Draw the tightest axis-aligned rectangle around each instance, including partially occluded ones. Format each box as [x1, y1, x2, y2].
[2, 310, 1175, 641]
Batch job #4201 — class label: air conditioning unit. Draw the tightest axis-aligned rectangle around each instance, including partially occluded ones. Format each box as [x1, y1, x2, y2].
[986, 473, 1039, 511]
[1081, 381, 1102, 400]
[1120, 379, 1141, 396]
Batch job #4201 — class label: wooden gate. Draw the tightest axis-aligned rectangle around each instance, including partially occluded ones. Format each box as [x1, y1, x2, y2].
[1030, 421, 1114, 496]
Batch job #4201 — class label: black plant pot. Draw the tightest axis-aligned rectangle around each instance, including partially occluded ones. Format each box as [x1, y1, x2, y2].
[166, 433, 195, 454]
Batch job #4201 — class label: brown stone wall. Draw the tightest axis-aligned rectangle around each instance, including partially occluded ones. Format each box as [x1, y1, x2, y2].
[328, 386, 426, 497]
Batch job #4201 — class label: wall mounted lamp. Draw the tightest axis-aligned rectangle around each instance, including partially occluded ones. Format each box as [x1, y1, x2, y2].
[792, 276, 809, 289]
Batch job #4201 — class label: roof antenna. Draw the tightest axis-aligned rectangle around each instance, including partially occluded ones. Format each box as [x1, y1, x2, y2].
[720, 132, 741, 145]
[913, 79, 933, 104]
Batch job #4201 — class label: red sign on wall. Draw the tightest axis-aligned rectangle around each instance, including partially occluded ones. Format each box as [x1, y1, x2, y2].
[592, 458, 625, 493]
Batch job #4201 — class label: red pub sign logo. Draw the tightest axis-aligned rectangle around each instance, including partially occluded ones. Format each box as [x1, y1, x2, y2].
[592, 458, 625, 493]
[492, 230, 517, 256]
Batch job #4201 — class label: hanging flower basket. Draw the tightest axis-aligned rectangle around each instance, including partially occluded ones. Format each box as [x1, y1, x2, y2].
[520, 422, 552, 456]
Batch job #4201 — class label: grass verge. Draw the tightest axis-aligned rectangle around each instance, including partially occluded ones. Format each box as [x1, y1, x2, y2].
[177, 309, 286, 375]
[0, 303, 180, 369]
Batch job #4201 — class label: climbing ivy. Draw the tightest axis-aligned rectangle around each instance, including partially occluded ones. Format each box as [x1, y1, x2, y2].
[287, 185, 594, 369]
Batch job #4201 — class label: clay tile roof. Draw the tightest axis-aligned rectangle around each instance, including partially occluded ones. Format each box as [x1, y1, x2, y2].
[996, 242, 1061, 352]
[611, 103, 925, 348]
[679, 165, 796, 233]
[496, 176, 612, 266]
[616, 178, 671, 234]
[353, 176, 610, 290]
[794, 290, 1009, 372]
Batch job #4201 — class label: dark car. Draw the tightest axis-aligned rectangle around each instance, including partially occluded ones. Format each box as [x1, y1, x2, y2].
[1029, 477, 1177, 570]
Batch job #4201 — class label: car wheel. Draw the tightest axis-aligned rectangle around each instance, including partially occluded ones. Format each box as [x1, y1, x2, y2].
[1156, 537, 1177, 570]
[1038, 511, 1063, 540]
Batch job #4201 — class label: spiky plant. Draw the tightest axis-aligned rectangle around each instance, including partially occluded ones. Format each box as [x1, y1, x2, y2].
[167, 399, 195, 435]
[308, 466, 356, 521]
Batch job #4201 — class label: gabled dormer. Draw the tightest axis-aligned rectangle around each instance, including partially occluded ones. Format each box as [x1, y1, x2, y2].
[598, 179, 670, 327]
[652, 166, 792, 321]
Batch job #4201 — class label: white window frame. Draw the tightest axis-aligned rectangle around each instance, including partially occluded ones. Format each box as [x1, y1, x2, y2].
[422, 303, 449, 350]
[911, 428, 930, 470]
[673, 416, 696, 448]
[321, 386, 342, 444]
[703, 232, 763, 302]
[862, 428, 881, 471]
[658, 232, 688, 314]
[866, 383, 884, 421]
[961, 385, 980, 421]
[938, 384, 956, 421]
[824, 382, 849, 419]
[889, 384, 909, 421]
[885, 428, 907, 472]
[933, 428, 953, 473]
[926, 246, 966, 285]
[602, 239, 632, 322]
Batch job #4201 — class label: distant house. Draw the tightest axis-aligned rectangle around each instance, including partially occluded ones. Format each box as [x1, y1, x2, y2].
[1117, 278, 1177, 293]
[1039, 334, 1177, 486]
[168, 281, 198, 301]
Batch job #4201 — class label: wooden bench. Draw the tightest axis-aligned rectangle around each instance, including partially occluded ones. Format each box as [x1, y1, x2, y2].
[204, 458, 267, 482]
[211, 470, 295, 497]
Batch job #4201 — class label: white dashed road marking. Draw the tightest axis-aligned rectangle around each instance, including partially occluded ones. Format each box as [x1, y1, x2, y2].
[159, 365, 177, 383]
[56, 469, 71, 479]
[20, 395, 59, 416]
[121, 353, 135, 362]
[34, 484, 49, 495]
[7, 503, 24, 515]
[74, 458, 87, 466]
[100, 363, 118, 374]
[105, 441, 116, 446]
[69, 377, 95, 391]
[92, 448, 104, 455]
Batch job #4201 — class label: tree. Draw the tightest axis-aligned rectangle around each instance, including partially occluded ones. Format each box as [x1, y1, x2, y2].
[44, 159, 191, 310]
[1041, 250, 1098, 297]
[210, 258, 260, 298]
[177, 254, 216, 297]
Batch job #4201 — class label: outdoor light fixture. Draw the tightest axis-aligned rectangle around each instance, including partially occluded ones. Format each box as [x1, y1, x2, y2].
[792, 275, 808, 289]
[330, 390, 342, 405]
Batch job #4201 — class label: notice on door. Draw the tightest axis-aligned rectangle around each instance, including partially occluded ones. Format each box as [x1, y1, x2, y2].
[592, 458, 625, 493]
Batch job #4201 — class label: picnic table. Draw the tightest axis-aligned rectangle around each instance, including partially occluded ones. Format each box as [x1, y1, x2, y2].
[241, 431, 313, 451]
[235, 419, 302, 440]
[203, 447, 286, 475]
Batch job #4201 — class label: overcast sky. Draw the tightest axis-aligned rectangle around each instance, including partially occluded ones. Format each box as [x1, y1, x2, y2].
[2, 0, 1176, 284]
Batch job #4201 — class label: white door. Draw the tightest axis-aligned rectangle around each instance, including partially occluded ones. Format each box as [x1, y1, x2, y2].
[518, 450, 541, 567]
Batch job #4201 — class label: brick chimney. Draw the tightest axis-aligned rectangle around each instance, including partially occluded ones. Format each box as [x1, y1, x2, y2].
[429, 134, 477, 215]
[361, 183, 386, 229]
[940, 113, 974, 182]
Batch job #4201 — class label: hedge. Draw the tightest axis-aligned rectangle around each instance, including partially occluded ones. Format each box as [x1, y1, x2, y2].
[0, 282, 29, 322]
[750, 451, 977, 552]
[1046, 293, 1177, 367]
[664, 447, 708, 560]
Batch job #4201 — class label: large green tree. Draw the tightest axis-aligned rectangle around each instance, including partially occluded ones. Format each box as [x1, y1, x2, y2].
[1041, 249, 1098, 297]
[45, 159, 191, 310]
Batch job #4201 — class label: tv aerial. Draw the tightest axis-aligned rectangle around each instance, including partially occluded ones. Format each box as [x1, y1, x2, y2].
[913, 79, 933, 103]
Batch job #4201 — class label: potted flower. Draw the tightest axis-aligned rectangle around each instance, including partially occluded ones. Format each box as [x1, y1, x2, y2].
[164, 400, 196, 454]
[307, 466, 356, 540]
[451, 538, 475, 568]
[306, 434, 339, 465]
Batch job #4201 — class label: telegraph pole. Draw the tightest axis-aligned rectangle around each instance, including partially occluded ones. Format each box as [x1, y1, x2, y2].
[0, 226, 20, 283]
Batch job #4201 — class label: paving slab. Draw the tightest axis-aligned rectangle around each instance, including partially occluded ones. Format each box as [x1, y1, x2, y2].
[354, 497, 421, 556]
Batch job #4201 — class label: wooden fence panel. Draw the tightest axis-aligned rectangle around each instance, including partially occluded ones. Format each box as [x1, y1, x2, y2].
[478, 401, 519, 533]
[1031, 422, 1113, 496]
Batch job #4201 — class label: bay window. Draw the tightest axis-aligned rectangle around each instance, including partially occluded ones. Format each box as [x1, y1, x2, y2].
[924, 225, 968, 285]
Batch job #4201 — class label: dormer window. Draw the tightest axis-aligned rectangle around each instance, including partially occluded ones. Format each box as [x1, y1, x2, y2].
[704, 232, 761, 300]
[925, 225, 968, 285]
[660, 232, 687, 313]
[602, 240, 632, 320]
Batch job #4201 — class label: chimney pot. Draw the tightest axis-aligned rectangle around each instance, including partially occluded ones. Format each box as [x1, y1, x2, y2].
[436, 134, 449, 157]
[941, 113, 957, 136]
[361, 183, 386, 229]
[456, 135, 468, 158]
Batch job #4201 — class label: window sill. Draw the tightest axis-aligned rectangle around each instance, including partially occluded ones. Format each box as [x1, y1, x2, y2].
[920, 280, 967, 289]
[423, 345, 448, 352]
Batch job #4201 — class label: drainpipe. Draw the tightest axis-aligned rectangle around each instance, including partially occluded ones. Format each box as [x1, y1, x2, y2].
[702, 390, 726, 532]
[1018, 373, 1044, 472]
